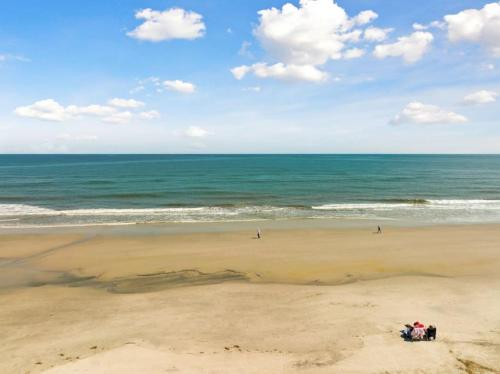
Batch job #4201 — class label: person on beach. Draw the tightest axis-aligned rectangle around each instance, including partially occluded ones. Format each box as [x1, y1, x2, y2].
[377, 225, 382, 234]
[401, 322, 437, 342]
[257, 229, 261, 239]
[402, 324, 413, 341]
[426, 325, 437, 341]
[411, 321, 426, 340]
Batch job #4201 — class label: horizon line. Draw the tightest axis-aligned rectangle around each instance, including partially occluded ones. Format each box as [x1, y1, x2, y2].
[1, 153, 500, 156]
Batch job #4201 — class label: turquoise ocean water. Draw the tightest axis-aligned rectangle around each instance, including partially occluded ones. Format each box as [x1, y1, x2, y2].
[1, 154, 500, 228]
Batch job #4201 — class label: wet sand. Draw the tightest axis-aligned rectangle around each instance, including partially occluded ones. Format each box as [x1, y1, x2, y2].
[1, 225, 499, 373]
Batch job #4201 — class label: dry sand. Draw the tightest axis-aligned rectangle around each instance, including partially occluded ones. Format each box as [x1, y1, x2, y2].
[0, 225, 499, 373]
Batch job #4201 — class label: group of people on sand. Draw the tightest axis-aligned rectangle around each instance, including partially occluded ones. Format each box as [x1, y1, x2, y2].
[401, 321, 437, 341]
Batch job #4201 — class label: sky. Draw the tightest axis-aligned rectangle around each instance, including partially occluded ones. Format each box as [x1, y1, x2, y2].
[1, 0, 500, 153]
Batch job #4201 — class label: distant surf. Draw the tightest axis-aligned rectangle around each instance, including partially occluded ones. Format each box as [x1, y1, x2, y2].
[1, 154, 500, 228]
[1, 199, 500, 228]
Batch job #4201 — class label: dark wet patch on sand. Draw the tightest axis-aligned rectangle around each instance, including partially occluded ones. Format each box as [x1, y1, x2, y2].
[70, 269, 250, 294]
[2, 267, 455, 295]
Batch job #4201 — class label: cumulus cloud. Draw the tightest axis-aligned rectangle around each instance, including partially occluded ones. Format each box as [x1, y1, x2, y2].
[163, 80, 196, 94]
[444, 2, 500, 57]
[231, 63, 328, 82]
[15, 98, 158, 124]
[373, 31, 434, 63]
[184, 126, 209, 138]
[108, 98, 145, 108]
[392, 102, 468, 125]
[462, 90, 498, 105]
[127, 8, 205, 42]
[364, 27, 393, 42]
[14, 99, 70, 122]
[254, 0, 377, 66]
[232, 0, 383, 82]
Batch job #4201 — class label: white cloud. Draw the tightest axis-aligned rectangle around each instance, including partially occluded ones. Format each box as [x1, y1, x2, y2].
[163, 80, 196, 94]
[127, 8, 205, 42]
[463, 90, 498, 105]
[444, 2, 500, 57]
[412, 21, 446, 31]
[353, 10, 378, 25]
[392, 102, 468, 125]
[231, 63, 328, 82]
[232, 0, 385, 82]
[374, 31, 434, 63]
[254, 0, 377, 65]
[231, 66, 252, 80]
[102, 111, 133, 124]
[413, 23, 427, 31]
[364, 27, 393, 42]
[14, 99, 70, 122]
[184, 126, 209, 138]
[14, 98, 157, 124]
[108, 98, 145, 108]
[14, 100, 120, 121]
[139, 110, 161, 120]
[343, 48, 365, 59]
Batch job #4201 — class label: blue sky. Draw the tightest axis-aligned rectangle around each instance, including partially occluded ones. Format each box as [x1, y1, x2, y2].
[1, 0, 499, 153]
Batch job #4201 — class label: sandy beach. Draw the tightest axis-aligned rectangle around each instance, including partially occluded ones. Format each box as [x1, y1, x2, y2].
[1, 224, 499, 373]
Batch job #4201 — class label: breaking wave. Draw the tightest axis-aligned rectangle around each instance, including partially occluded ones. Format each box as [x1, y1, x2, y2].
[1, 199, 500, 228]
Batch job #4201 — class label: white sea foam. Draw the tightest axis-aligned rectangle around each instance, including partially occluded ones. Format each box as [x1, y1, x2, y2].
[0, 204, 57, 216]
[312, 200, 500, 211]
[427, 200, 500, 209]
[312, 203, 414, 210]
[1, 200, 500, 227]
[0, 204, 290, 217]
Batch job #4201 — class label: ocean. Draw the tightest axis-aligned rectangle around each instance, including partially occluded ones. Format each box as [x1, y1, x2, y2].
[1, 154, 500, 228]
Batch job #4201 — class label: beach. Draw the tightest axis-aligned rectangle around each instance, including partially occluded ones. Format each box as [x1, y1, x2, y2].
[1, 224, 499, 373]
[4, 0, 500, 369]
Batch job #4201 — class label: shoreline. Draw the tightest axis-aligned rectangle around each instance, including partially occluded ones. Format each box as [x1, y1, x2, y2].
[2, 216, 500, 236]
